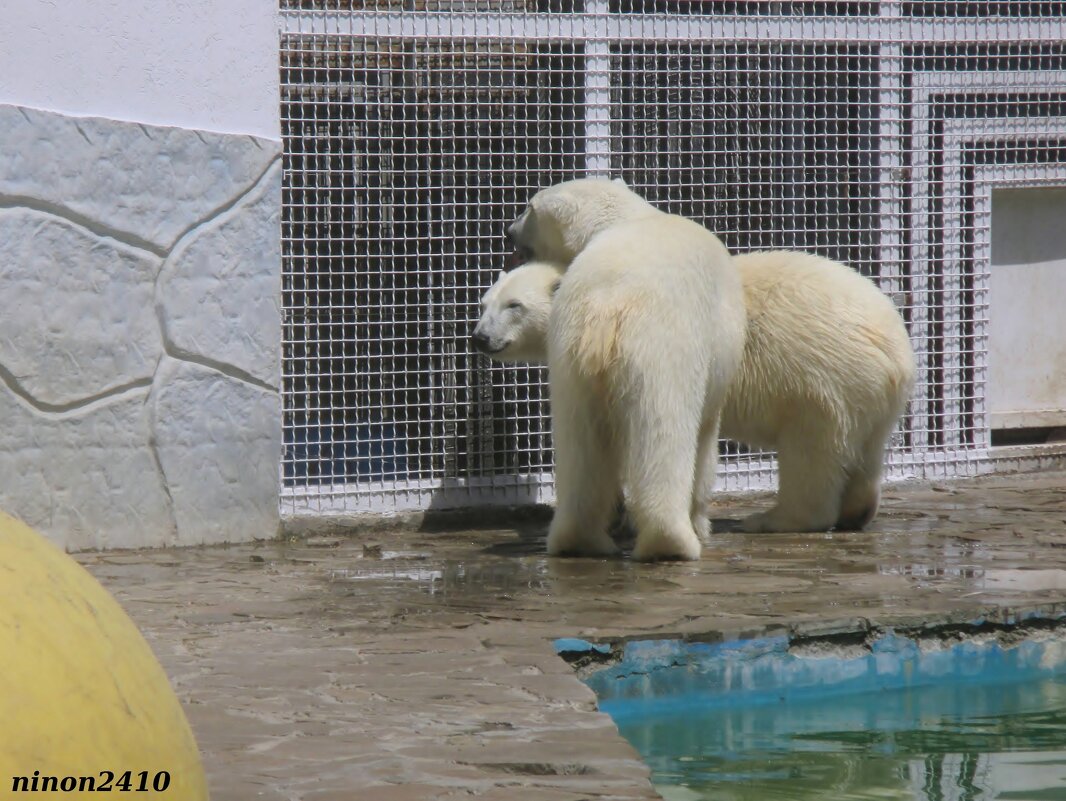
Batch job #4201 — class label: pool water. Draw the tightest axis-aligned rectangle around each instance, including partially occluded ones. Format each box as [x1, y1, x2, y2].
[615, 665, 1066, 801]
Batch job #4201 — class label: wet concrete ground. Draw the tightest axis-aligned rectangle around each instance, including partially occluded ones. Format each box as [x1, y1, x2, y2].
[78, 471, 1066, 801]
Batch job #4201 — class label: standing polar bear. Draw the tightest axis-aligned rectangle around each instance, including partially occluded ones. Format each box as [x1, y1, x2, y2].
[473, 251, 915, 534]
[505, 178, 747, 561]
[720, 251, 915, 532]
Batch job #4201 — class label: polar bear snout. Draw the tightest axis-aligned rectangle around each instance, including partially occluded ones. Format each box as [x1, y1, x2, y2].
[470, 328, 497, 355]
[471, 323, 516, 357]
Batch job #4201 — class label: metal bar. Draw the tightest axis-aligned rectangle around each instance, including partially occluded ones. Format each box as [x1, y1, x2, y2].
[583, 1, 612, 176]
[280, 11, 1066, 44]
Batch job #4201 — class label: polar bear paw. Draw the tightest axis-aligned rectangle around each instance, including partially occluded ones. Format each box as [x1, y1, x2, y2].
[546, 524, 619, 558]
[631, 526, 702, 562]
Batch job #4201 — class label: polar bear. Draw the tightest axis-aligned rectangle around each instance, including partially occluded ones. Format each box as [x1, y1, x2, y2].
[719, 251, 916, 532]
[502, 178, 747, 561]
[474, 251, 915, 534]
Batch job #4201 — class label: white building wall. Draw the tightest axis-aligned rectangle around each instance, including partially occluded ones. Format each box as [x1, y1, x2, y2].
[0, 2, 282, 550]
[0, 0, 279, 139]
[989, 187, 1066, 431]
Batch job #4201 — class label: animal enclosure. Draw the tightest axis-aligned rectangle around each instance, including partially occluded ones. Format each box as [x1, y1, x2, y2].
[279, 1, 1066, 515]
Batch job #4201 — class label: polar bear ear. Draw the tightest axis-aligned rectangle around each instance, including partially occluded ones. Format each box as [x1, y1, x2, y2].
[612, 177, 628, 187]
[531, 190, 577, 224]
[497, 269, 507, 281]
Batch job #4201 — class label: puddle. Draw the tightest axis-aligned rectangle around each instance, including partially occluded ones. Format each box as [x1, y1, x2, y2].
[324, 554, 552, 601]
[984, 569, 1066, 592]
[329, 567, 444, 583]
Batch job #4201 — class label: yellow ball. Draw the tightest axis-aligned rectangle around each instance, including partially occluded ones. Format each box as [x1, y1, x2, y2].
[0, 511, 208, 799]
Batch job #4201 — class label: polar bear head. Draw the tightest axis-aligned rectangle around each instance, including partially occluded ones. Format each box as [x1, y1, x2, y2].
[470, 262, 562, 364]
[506, 177, 656, 265]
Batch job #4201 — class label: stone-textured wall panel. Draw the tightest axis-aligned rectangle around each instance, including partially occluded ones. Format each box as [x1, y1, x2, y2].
[158, 162, 282, 387]
[0, 208, 162, 407]
[0, 385, 174, 551]
[0, 104, 279, 251]
[152, 358, 280, 545]
[2, 105, 282, 550]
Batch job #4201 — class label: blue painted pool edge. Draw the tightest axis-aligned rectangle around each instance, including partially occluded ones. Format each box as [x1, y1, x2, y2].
[557, 614, 1066, 725]
[554, 637, 612, 656]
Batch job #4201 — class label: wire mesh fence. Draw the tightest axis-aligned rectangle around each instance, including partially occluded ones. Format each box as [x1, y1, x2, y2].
[280, 2, 1066, 515]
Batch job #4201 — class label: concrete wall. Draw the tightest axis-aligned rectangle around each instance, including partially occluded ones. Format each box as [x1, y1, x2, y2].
[0, 1, 278, 139]
[0, 105, 281, 550]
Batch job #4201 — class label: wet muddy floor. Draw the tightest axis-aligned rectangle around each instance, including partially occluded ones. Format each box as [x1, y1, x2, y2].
[79, 470, 1066, 801]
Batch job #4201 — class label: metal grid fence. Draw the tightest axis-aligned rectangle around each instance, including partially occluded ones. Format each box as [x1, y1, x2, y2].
[280, 2, 1066, 516]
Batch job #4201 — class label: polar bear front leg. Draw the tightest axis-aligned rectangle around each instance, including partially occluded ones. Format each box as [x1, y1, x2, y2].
[546, 373, 620, 557]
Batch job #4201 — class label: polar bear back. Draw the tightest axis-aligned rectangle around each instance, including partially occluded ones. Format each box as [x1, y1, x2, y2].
[721, 250, 915, 452]
[549, 213, 746, 388]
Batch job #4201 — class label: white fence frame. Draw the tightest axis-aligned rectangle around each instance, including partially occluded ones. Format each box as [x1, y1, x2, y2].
[280, 7, 1066, 517]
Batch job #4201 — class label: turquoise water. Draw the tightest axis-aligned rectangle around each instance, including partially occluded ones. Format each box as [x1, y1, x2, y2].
[615, 668, 1066, 801]
[565, 630, 1066, 800]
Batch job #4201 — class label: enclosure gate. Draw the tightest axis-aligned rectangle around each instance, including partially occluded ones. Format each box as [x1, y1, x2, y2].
[280, 2, 1066, 517]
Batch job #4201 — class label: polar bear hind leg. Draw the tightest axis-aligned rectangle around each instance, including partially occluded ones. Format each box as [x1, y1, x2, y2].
[545, 364, 621, 557]
[835, 479, 880, 532]
[741, 426, 847, 534]
[621, 382, 707, 562]
[835, 422, 894, 531]
[626, 436, 703, 561]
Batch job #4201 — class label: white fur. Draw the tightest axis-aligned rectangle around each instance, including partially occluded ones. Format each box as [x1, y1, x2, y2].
[508, 179, 747, 561]
[470, 265, 562, 363]
[477, 250, 916, 534]
[722, 251, 915, 531]
[507, 177, 658, 265]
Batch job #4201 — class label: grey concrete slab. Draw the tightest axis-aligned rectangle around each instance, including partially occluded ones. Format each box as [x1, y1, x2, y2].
[79, 471, 1066, 800]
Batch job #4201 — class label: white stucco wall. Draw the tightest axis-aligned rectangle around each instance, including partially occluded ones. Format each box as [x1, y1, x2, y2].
[0, 0, 278, 139]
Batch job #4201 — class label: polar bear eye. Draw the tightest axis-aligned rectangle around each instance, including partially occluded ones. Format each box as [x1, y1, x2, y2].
[506, 300, 524, 311]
